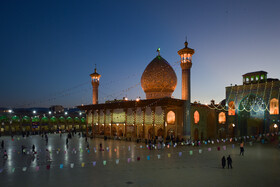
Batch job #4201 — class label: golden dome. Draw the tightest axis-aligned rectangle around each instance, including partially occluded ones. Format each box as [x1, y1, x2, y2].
[141, 55, 177, 99]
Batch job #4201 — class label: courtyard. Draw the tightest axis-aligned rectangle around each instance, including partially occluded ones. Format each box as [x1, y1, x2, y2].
[0, 134, 279, 187]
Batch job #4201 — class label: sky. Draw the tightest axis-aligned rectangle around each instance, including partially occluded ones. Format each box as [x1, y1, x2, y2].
[0, 0, 280, 108]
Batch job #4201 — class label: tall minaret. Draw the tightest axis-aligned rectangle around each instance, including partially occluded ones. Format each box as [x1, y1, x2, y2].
[178, 39, 195, 138]
[90, 66, 101, 104]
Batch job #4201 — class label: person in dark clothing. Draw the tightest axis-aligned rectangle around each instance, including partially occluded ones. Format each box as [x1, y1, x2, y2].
[66, 138, 68, 145]
[32, 144, 35, 153]
[221, 156, 226, 169]
[22, 145, 25, 154]
[240, 142, 244, 156]
[227, 155, 233, 169]
[1, 140, 4, 149]
[99, 143, 103, 151]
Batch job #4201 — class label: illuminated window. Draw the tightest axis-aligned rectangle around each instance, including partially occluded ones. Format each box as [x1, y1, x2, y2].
[228, 101, 235, 115]
[218, 112, 226, 124]
[167, 111, 175, 124]
[256, 75, 259, 81]
[251, 76, 254, 81]
[270, 98, 279, 115]
[194, 111, 199, 124]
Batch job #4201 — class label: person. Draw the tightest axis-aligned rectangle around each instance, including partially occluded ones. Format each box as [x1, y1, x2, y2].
[32, 144, 35, 153]
[1, 140, 4, 149]
[3, 150, 8, 159]
[148, 139, 152, 150]
[227, 155, 233, 169]
[99, 143, 103, 151]
[66, 138, 68, 145]
[221, 156, 226, 169]
[22, 145, 25, 154]
[240, 142, 244, 156]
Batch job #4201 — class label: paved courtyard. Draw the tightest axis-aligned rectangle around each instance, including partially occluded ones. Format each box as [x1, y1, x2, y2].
[0, 134, 280, 187]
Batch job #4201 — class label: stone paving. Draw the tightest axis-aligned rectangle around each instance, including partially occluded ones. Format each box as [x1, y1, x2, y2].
[0, 134, 280, 187]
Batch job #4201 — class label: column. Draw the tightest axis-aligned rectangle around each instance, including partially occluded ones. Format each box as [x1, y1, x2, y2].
[142, 108, 146, 139]
[110, 109, 113, 137]
[124, 109, 128, 138]
[152, 107, 156, 138]
[133, 108, 137, 138]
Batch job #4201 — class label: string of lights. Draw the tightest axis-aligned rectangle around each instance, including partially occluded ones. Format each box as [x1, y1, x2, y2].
[206, 80, 279, 114]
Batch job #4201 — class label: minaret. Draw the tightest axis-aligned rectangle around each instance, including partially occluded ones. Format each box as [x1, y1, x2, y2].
[178, 39, 195, 138]
[90, 66, 101, 104]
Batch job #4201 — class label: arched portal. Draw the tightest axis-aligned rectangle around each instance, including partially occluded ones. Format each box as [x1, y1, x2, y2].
[118, 129, 123, 137]
[218, 112, 226, 124]
[270, 98, 279, 115]
[228, 101, 235, 115]
[99, 126, 104, 135]
[194, 111, 199, 124]
[238, 94, 265, 136]
[105, 126, 110, 136]
[194, 128, 199, 141]
[167, 111, 175, 124]
[167, 128, 175, 139]
[112, 127, 117, 136]
[218, 128, 226, 138]
[148, 128, 154, 139]
[157, 128, 164, 137]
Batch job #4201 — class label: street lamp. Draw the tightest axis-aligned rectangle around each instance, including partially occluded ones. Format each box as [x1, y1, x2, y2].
[232, 124, 235, 127]
[49, 111, 52, 115]
[33, 110, 36, 114]
[65, 112, 68, 115]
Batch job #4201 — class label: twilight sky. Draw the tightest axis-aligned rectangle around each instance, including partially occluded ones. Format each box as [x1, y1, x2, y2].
[0, 0, 280, 108]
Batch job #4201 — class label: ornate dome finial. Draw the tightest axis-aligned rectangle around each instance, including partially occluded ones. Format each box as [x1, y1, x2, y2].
[184, 36, 189, 47]
[94, 64, 97, 73]
[156, 48, 160, 56]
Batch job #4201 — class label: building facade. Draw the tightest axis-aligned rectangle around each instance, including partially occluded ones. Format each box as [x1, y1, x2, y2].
[78, 41, 227, 141]
[225, 71, 280, 137]
[0, 107, 86, 135]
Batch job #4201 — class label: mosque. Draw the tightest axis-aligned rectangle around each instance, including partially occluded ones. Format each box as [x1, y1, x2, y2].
[78, 40, 280, 141]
